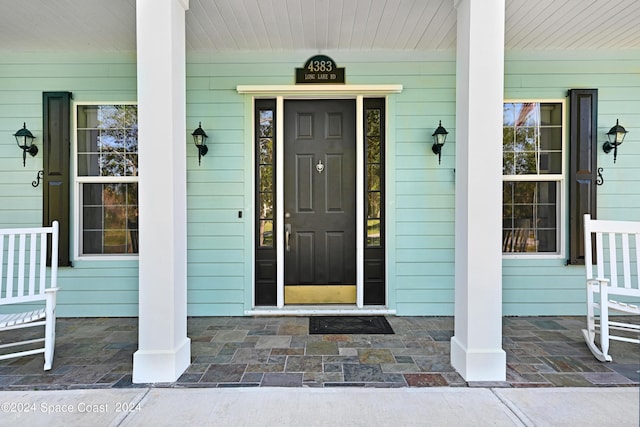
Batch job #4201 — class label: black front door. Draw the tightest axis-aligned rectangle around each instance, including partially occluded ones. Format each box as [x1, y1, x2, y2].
[284, 100, 356, 303]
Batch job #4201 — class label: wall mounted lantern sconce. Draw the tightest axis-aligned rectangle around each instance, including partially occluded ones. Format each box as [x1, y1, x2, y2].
[191, 122, 208, 165]
[431, 121, 448, 165]
[602, 119, 628, 163]
[14, 123, 38, 167]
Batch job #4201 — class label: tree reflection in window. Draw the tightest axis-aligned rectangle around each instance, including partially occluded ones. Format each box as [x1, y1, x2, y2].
[502, 102, 563, 254]
[77, 104, 138, 255]
[258, 109, 274, 247]
[77, 105, 138, 177]
[366, 108, 382, 247]
[503, 102, 562, 175]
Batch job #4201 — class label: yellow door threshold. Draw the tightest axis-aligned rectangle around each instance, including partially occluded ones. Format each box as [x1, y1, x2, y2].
[284, 285, 356, 304]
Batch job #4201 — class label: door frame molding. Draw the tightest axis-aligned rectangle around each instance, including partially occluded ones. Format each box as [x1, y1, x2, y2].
[239, 84, 402, 313]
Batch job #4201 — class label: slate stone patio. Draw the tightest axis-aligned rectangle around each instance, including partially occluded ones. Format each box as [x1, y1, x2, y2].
[0, 316, 637, 390]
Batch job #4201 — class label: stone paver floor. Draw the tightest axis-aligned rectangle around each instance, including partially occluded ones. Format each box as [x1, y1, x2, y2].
[0, 316, 638, 389]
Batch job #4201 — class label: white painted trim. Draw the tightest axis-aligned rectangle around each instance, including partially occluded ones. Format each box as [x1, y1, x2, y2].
[275, 97, 364, 307]
[356, 96, 364, 308]
[501, 98, 566, 260]
[246, 307, 396, 316]
[237, 85, 403, 95]
[247, 99, 256, 310]
[249, 87, 402, 312]
[452, 0, 506, 383]
[276, 96, 285, 308]
[383, 97, 393, 308]
[72, 101, 138, 262]
[132, 337, 190, 383]
[133, 0, 189, 384]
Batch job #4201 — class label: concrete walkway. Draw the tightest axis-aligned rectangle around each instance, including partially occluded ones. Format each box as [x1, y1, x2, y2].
[0, 387, 637, 426]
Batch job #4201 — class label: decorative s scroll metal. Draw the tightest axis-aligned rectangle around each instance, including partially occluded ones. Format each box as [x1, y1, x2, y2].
[596, 167, 604, 186]
[32, 170, 44, 188]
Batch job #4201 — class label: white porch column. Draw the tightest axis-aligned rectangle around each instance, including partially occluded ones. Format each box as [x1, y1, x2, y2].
[133, 0, 190, 383]
[450, 0, 506, 382]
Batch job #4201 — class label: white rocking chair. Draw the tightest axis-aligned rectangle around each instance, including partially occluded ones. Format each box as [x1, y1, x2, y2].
[582, 214, 640, 362]
[0, 221, 60, 370]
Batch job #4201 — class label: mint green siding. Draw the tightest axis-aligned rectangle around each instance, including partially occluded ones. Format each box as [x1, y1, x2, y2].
[1, 49, 638, 317]
[185, 51, 458, 316]
[503, 50, 640, 315]
[186, 55, 247, 316]
[0, 53, 139, 317]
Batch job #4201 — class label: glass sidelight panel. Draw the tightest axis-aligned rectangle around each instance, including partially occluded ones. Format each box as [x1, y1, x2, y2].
[258, 109, 275, 248]
[364, 98, 385, 305]
[255, 100, 277, 306]
[366, 107, 383, 247]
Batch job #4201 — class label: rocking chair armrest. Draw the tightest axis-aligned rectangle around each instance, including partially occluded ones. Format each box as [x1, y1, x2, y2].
[587, 278, 610, 287]
[44, 288, 60, 305]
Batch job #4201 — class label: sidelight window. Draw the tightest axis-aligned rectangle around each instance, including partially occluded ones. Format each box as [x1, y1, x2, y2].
[257, 108, 275, 248]
[366, 105, 383, 247]
[363, 98, 386, 305]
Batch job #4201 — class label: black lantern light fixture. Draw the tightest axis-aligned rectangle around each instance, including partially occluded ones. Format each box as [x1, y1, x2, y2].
[431, 120, 449, 165]
[14, 123, 38, 167]
[191, 122, 208, 165]
[602, 119, 628, 163]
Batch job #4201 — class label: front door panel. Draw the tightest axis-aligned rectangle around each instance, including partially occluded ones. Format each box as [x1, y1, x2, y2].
[284, 100, 356, 303]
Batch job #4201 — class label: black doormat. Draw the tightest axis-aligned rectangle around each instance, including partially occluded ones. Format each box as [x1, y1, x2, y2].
[309, 316, 394, 335]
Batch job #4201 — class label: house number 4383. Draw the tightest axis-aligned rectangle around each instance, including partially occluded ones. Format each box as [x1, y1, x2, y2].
[308, 60, 333, 72]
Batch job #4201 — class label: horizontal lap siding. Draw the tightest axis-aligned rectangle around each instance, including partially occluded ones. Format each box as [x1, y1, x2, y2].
[0, 53, 139, 317]
[186, 51, 458, 315]
[503, 50, 640, 315]
[186, 57, 247, 316]
[383, 53, 456, 316]
[2, 49, 638, 317]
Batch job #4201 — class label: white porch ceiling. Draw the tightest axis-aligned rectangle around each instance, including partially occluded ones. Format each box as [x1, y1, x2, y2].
[1, 0, 639, 53]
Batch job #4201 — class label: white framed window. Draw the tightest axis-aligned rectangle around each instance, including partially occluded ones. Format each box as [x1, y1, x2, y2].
[74, 103, 138, 258]
[502, 100, 565, 257]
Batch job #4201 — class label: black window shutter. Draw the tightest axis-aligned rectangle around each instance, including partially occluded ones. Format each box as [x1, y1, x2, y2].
[568, 89, 598, 265]
[43, 92, 72, 267]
